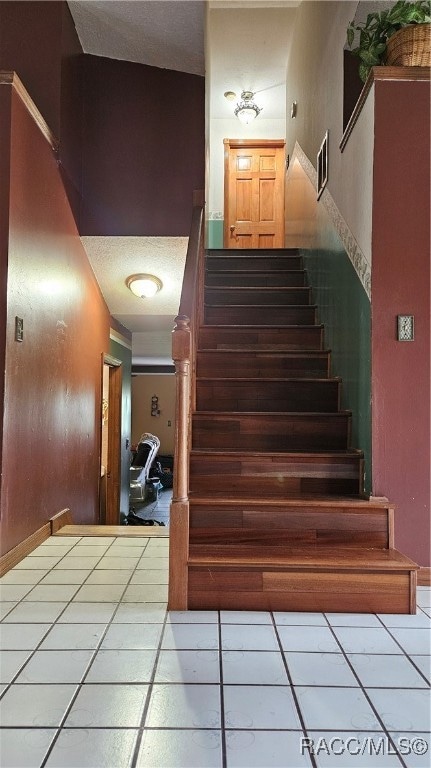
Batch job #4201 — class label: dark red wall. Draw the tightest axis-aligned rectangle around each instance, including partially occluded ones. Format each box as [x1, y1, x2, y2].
[0, 1, 63, 135]
[0, 3, 205, 237]
[0, 82, 111, 556]
[0, 1, 84, 226]
[80, 55, 205, 236]
[372, 80, 430, 566]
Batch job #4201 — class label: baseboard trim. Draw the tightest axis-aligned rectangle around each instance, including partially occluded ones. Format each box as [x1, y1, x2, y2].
[0, 523, 51, 576]
[50, 508, 73, 534]
[0, 508, 73, 576]
[418, 567, 431, 586]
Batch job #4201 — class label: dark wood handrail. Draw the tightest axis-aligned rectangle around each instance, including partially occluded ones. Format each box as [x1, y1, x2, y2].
[169, 202, 204, 609]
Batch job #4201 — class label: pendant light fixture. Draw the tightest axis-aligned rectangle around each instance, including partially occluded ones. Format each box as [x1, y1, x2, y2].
[234, 91, 262, 125]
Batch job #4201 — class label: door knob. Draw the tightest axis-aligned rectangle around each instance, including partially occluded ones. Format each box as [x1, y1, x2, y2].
[230, 225, 235, 233]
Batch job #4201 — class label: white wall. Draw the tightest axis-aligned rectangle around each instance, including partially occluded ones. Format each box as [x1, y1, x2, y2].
[131, 374, 175, 454]
[285, 0, 374, 266]
[207, 4, 293, 220]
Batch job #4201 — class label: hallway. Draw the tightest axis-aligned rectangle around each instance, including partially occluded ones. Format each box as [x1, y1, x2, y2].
[0, 529, 430, 768]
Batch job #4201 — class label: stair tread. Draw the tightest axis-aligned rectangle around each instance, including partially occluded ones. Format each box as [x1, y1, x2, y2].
[196, 377, 340, 383]
[205, 303, 317, 307]
[207, 250, 300, 255]
[194, 410, 352, 416]
[202, 324, 324, 328]
[197, 349, 329, 354]
[188, 546, 418, 570]
[189, 496, 390, 508]
[191, 449, 363, 457]
[205, 269, 306, 274]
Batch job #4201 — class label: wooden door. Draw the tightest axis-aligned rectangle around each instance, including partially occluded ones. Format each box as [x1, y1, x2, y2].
[224, 139, 285, 249]
[100, 354, 122, 525]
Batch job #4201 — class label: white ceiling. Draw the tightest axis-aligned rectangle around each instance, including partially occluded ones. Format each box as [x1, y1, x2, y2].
[70, 0, 300, 363]
[68, 0, 205, 75]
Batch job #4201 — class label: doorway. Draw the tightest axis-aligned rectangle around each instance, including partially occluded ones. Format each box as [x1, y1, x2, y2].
[224, 138, 285, 248]
[100, 354, 122, 525]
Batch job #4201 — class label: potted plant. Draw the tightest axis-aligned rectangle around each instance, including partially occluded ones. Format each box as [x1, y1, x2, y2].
[347, 0, 431, 82]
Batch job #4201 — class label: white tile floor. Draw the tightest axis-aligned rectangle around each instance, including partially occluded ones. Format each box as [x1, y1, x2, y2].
[0, 533, 430, 768]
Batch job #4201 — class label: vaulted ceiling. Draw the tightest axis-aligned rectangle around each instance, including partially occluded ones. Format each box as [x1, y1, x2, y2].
[68, 1, 300, 363]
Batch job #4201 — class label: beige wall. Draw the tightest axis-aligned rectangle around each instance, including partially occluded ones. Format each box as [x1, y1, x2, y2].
[131, 374, 175, 454]
[285, 1, 374, 265]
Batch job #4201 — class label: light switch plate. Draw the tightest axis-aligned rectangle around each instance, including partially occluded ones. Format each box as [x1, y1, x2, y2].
[397, 315, 414, 341]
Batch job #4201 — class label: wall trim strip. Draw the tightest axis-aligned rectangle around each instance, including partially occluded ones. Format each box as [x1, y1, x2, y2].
[0, 71, 58, 150]
[110, 328, 132, 350]
[292, 141, 371, 300]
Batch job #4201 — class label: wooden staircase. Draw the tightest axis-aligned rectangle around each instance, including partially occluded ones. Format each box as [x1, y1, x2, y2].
[185, 248, 417, 613]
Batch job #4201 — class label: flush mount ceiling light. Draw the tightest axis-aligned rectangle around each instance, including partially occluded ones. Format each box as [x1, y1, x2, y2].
[126, 273, 163, 299]
[234, 90, 262, 125]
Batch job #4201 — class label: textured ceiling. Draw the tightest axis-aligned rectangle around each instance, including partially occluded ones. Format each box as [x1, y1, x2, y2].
[68, 1, 205, 75]
[82, 236, 188, 362]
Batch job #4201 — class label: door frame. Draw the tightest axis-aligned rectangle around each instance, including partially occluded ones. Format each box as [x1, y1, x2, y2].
[223, 138, 286, 248]
[101, 354, 122, 525]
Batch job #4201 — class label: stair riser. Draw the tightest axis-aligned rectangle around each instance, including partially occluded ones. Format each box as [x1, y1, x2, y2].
[196, 352, 330, 378]
[190, 476, 362, 497]
[192, 415, 351, 451]
[206, 255, 302, 271]
[198, 327, 324, 350]
[187, 568, 414, 613]
[195, 380, 340, 413]
[190, 453, 362, 478]
[189, 507, 390, 548]
[205, 306, 316, 325]
[205, 288, 311, 306]
[205, 272, 306, 287]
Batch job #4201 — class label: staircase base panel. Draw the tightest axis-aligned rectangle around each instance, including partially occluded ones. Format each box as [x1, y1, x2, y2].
[187, 563, 416, 613]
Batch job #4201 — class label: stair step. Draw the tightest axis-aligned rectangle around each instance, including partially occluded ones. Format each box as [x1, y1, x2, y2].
[187, 546, 418, 613]
[198, 325, 324, 351]
[192, 412, 352, 452]
[206, 250, 302, 271]
[189, 498, 394, 549]
[205, 305, 317, 325]
[189, 450, 363, 496]
[195, 378, 341, 413]
[205, 287, 312, 306]
[196, 350, 330, 378]
[205, 270, 307, 287]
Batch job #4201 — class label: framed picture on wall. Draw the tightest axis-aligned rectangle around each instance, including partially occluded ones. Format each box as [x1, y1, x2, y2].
[317, 130, 328, 200]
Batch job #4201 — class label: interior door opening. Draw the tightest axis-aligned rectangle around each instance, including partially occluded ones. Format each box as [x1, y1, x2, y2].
[100, 355, 122, 525]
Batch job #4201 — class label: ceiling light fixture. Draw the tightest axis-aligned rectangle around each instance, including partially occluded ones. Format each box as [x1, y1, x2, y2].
[234, 90, 262, 125]
[126, 273, 163, 299]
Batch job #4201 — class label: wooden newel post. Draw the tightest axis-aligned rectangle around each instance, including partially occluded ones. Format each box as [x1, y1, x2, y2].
[172, 314, 191, 502]
[169, 314, 191, 609]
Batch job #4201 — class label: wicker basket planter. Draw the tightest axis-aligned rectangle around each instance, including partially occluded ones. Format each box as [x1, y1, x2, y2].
[385, 23, 431, 67]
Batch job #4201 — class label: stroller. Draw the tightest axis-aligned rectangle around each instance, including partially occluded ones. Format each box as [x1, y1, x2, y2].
[129, 432, 160, 503]
[125, 433, 165, 526]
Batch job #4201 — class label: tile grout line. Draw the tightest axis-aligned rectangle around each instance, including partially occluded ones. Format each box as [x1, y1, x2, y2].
[36, 535, 159, 768]
[271, 610, 319, 768]
[218, 610, 227, 768]
[323, 618, 409, 768]
[129, 599, 170, 768]
[37, 536, 144, 767]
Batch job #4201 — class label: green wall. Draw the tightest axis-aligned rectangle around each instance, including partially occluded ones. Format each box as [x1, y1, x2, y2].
[301, 216, 372, 494]
[207, 219, 223, 249]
